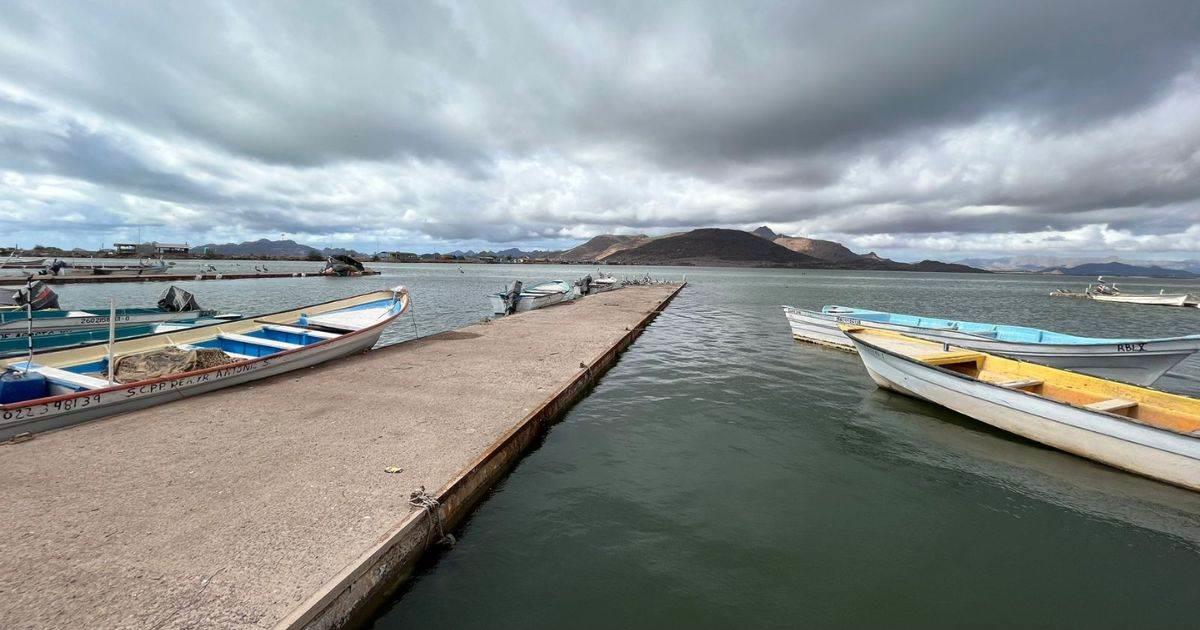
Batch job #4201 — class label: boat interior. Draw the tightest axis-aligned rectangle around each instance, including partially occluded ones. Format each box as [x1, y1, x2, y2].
[845, 327, 1200, 437]
[0, 290, 405, 405]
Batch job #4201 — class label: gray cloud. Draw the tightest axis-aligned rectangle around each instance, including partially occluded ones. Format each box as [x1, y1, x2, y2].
[0, 1, 1198, 257]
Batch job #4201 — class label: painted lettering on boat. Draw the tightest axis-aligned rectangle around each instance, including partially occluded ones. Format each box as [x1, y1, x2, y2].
[1116, 343, 1147, 352]
[835, 316, 862, 324]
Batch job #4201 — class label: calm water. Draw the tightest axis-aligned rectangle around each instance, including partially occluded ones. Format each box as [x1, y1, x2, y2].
[30, 263, 1200, 628]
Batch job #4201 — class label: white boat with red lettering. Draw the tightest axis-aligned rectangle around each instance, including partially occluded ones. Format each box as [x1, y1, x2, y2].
[0, 286, 410, 440]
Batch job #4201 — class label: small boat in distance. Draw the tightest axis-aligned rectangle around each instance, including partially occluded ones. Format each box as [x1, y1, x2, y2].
[1051, 277, 1191, 307]
[782, 305, 1200, 385]
[490, 280, 573, 315]
[0, 286, 410, 440]
[841, 325, 1200, 492]
[89, 258, 171, 276]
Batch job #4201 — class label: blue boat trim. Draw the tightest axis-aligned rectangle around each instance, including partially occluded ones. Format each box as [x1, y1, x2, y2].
[821, 306, 1200, 345]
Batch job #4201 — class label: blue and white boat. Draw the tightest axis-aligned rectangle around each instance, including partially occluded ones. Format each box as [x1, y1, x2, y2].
[0, 286, 409, 440]
[0, 285, 215, 338]
[783, 305, 1200, 386]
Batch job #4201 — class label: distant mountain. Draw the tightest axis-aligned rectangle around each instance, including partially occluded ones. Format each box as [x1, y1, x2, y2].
[487, 247, 559, 258]
[603, 228, 823, 267]
[1041, 262, 1198, 278]
[751, 225, 782, 239]
[193, 239, 318, 257]
[192, 239, 362, 259]
[556, 234, 652, 262]
[908, 260, 990, 273]
[957, 256, 1200, 274]
[773, 236, 863, 263]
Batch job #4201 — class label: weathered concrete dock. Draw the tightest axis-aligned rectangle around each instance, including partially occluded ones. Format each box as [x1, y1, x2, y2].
[0, 283, 683, 629]
[27, 270, 381, 284]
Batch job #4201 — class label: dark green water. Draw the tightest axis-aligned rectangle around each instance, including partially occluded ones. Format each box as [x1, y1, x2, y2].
[33, 264, 1200, 628]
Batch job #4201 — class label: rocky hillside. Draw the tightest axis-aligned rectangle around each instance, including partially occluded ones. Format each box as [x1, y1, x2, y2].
[555, 234, 651, 262]
[603, 228, 823, 267]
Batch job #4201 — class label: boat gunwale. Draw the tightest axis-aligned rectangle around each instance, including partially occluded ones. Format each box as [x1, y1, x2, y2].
[842, 326, 1200, 439]
[783, 304, 1200, 346]
[0, 289, 407, 411]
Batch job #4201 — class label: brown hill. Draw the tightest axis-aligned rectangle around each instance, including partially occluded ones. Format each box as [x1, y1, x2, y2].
[772, 236, 862, 263]
[604, 228, 822, 267]
[555, 234, 650, 262]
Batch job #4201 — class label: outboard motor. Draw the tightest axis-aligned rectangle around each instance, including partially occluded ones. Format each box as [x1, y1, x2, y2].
[575, 275, 592, 296]
[157, 285, 201, 312]
[0, 280, 59, 311]
[44, 259, 67, 276]
[502, 280, 523, 315]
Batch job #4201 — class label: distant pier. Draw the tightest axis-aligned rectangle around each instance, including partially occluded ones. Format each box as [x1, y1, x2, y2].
[0, 283, 684, 628]
[23, 270, 381, 284]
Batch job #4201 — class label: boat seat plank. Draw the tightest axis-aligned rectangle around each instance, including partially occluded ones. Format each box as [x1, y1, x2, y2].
[1084, 398, 1138, 414]
[920, 351, 985, 370]
[264, 324, 340, 339]
[218, 333, 302, 351]
[175, 344, 254, 361]
[997, 378, 1043, 390]
[21, 364, 109, 390]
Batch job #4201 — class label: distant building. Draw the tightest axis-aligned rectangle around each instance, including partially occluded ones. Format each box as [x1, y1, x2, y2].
[153, 242, 190, 254]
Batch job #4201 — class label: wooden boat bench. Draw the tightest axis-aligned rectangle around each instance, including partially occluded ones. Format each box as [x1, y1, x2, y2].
[263, 324, 340, 340]
[26, 365, 109, 391]
[996, 378, 1043, 390]
[920, 351, 985, 371]
[174, 343, 255, 361]
[1084, 398, 1138, 414]
[218, 333, 303, 352]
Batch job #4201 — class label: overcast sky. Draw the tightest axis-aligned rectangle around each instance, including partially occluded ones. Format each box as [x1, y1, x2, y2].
[1, 1, 1198, 260]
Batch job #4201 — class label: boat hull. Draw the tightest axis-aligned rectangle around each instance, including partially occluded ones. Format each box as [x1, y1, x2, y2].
[0, 310, 211, 338]
[489, 285, 570, 314]
[1090, 294, 1190, 306]
[783, 306, 1199, 385]
[0, 326, 384, 440]
[849, 336, 1200, 492]
[0, 289, 408, 440]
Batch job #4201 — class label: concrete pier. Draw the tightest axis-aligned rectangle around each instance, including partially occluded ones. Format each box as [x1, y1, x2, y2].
[0, 283, 683, 629]
[29, 270, 381, 284]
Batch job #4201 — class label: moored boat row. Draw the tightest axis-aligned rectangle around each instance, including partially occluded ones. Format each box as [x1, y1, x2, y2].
[785, 294, 1200, 492]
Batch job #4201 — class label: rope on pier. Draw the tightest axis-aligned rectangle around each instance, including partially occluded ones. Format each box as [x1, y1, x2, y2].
[409, 486, 455, 547]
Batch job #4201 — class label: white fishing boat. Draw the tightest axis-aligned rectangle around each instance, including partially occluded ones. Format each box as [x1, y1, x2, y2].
[0, 286, 410, 440]
[489, 280, 572, 315]
[1085, 277, 1190, 307]
[842, 326, 1200, 492]
[1089, 292, 1190, 307]
[782, 305, 1200, 385]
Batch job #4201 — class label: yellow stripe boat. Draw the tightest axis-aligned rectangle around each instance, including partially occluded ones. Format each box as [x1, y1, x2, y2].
[840, 325, 1200, 492]
[0, 287, 409, 440]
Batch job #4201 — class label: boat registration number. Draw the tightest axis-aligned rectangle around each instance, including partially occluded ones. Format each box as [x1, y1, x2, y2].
[2, 394, 103, 422]
[835, 316, 861, 324]
[1116, 343, 1147, 352]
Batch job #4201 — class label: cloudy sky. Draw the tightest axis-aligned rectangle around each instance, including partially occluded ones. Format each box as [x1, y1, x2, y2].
[1, 1, 1198, 261]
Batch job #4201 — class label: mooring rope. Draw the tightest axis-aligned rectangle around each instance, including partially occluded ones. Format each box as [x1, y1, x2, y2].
[409, 486, 455, 547]
[408, 297, 420, 338]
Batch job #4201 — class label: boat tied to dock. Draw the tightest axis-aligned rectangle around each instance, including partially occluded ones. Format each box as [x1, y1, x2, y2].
[489, 280, 573, 315]
[783, 305, 1200, 385]
[841, 325, 1200, 492]
[0, 286, 410, 440]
